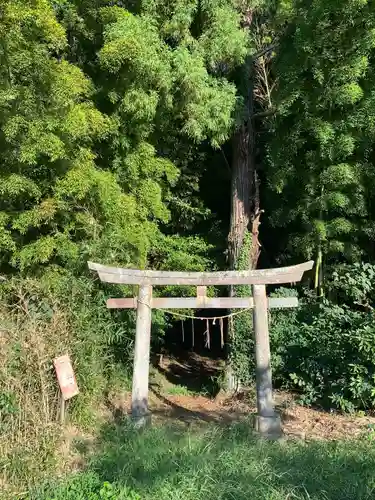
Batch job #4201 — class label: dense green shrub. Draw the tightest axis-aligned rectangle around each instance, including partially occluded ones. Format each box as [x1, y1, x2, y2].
[270, 263, 375, 412]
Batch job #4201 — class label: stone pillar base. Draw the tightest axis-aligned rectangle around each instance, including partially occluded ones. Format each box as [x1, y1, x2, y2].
[132, 413, 152, 429]
[255, 414, 282, 439]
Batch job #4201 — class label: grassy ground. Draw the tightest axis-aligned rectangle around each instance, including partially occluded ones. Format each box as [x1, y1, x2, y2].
[31, 418, 375, 500]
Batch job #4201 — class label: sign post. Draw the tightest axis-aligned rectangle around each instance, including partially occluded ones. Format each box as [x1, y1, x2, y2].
[53, 354, 79, 424]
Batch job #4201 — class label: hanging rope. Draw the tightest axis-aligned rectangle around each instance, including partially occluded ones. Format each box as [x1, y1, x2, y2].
[191, 318, 195, 349]
[220, 317, 224, 348]
[156, 307, 252, 321]
[204, 318, 210, 349]
[136, 299, 252, 350]
[136, 299, 252, 321]
[181, 319, 185, 343]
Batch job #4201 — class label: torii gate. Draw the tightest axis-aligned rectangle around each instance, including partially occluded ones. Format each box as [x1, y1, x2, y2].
[88, 260, 313, 436]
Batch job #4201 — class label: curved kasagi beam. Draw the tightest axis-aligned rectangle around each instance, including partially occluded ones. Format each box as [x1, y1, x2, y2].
[88, 261, 314, 286]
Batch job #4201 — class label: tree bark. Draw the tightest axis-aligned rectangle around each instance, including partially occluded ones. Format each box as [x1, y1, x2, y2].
[228, 49, 256, 268]
[225, 4, 271, 390]
[226, 56, 258, 392]
[228, 122, 253, 270]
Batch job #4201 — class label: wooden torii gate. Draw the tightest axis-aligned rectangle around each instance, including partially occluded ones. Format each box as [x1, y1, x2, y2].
[88, 260, 313, 436]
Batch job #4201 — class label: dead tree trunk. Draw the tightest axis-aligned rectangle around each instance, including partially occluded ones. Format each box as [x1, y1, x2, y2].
[228, 122, 253, 270]
[228, 50, 256, 269]
[226, 55, 259, 392]
[228, 124, 261, 271]
[225, 5, 276, 390]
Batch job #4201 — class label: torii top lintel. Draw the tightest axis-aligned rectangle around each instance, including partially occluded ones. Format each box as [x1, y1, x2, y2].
[88, 260, 314, 286]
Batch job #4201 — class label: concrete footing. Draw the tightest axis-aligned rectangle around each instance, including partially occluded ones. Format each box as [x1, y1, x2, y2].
[255, 414, 283, 439]
[132, 413, 152, 429]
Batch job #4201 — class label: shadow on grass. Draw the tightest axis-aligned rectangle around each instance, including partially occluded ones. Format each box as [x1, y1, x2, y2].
[79, 418, 375, 500]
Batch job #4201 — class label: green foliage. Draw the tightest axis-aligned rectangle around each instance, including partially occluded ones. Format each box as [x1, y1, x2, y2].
[330, 262, 375, 306]
[230, 231, 254, 386]
[268, 0, 375, 265]
[0, 0, 150, 271]
[165, 384, 198, 396]
[0, 273, 136, 496]
[1, 0, 247, 274]
[270, 264, 375, 412]
[0, 390, 18, 432]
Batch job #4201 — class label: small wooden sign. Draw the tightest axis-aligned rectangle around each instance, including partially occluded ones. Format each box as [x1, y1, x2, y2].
[53, 354, 79, 401]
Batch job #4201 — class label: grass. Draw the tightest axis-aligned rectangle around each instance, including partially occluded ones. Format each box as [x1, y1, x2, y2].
[0, 286, 69, 499]
[165, 384, 200, 396]
[31, 419, 375, 500]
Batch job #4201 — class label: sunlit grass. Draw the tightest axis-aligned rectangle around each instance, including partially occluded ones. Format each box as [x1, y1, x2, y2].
[165, 384, 199, 396]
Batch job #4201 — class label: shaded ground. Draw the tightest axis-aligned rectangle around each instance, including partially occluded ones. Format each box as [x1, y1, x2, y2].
[156, 350, 222, 395]
[108, 353, 375, 441]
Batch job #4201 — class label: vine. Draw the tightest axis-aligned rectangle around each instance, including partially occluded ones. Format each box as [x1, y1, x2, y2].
[228, 231, 255, 388]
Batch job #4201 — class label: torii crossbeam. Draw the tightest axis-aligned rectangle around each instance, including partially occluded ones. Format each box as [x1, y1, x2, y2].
[88, 260, 313, 436]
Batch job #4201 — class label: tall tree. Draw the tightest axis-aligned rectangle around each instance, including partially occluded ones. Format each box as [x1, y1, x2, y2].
[226, 0, 290, 389]
[0, 0, 125, 272]
[0, 0, 249, 275]
[268, 0, 375, 293]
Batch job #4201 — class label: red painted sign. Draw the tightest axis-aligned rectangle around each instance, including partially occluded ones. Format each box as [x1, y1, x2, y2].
[53, 355, 79, 401]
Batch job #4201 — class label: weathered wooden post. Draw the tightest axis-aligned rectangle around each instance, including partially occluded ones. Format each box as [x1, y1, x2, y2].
[253, 284, 281, 437]
[132, 285, 152, 426]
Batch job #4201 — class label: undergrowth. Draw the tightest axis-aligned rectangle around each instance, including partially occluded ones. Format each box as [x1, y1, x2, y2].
[0, 270, 134, 499]
[165, 384, 199, 397]
[270, 263, 375, 412]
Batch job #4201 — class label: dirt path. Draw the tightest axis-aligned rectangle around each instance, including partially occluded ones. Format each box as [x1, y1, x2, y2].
[108, 354, 375, 441]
